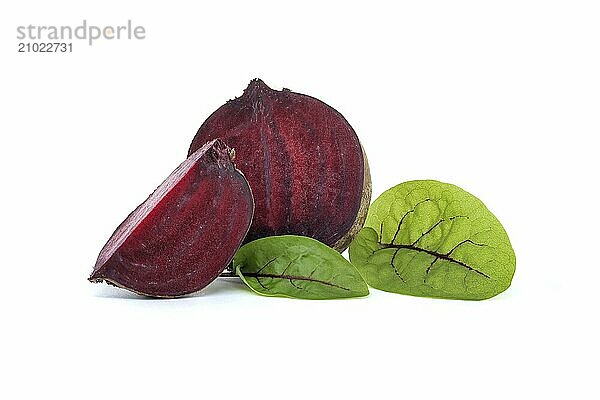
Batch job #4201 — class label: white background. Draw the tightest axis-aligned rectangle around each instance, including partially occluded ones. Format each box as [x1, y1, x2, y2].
[1, 1, 598, 399]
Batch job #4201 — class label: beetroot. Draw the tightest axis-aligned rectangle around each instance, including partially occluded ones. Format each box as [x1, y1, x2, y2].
[188, 79, 371, 251]
[89, 139, 254, 297]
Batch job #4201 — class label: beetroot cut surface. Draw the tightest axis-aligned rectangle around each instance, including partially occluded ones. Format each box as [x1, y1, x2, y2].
[89, 139, 254, 298]
[188, 79, 371, 251]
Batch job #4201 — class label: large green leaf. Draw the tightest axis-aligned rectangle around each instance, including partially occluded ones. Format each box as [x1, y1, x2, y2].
[234, 236, 369, 299]
[349, 180, 515, 300]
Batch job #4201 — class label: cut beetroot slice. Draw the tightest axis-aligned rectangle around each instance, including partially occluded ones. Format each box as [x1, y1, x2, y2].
[188, 79, 371, 251]
[89, 139, 254, 297]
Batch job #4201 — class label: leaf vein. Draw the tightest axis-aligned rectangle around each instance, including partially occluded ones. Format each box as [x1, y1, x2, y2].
[242, 272, 352, 291]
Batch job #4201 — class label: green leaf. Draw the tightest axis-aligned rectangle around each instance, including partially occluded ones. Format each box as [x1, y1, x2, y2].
[349, 180, 515, 300]
[234, 235, 369, 299]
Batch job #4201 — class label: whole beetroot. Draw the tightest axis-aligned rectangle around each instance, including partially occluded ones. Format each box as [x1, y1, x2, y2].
[189, 79, 371, 251]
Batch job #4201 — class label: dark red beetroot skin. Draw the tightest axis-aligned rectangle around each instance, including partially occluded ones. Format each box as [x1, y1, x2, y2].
[89, 139, 254, 297]
[188, 79, 370, 251]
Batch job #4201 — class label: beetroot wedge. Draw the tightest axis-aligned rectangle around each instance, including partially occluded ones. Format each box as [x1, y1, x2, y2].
[89, 139, 254, 297]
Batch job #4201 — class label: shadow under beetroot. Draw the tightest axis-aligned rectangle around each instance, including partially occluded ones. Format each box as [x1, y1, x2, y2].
[91, 277, 248, 300]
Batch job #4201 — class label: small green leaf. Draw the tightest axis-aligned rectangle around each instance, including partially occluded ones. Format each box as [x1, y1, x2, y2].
[349, 180, 516, 300]
[234, 235, 369, 299]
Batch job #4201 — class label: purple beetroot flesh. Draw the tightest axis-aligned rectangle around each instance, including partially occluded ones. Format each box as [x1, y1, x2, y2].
[89, 139, 254, 297]
[188, 79, 371, 251]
